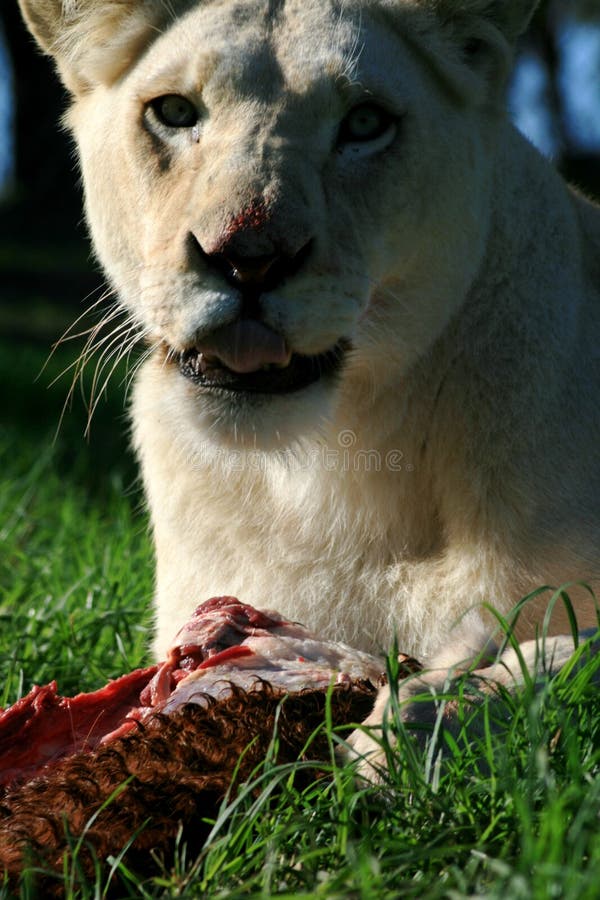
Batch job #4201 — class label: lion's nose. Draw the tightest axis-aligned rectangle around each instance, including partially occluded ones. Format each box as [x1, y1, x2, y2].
[192, 236, 313, 296]
[217, 250, 282, 288]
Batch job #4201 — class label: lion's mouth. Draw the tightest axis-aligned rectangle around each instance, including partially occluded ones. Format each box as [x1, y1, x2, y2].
[176, 320, 348, 395]
[179, 344, 348, 394]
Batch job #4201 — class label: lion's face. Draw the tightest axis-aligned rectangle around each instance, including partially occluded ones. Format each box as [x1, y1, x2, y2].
[68, 0, 497, 447]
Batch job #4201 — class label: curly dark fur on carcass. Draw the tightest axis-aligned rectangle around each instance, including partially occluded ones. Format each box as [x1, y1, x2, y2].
[0, 682, 375, 894]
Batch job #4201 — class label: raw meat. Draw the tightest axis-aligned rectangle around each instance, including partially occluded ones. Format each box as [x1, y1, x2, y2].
[0, 668, 157, 789]
[0, 597, 385, 789]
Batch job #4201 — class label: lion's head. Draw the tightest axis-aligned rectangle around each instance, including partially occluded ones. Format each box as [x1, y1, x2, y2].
[19, 0, 539, 448]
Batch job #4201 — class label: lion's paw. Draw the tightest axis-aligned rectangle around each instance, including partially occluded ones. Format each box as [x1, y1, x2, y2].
[345, 633, 599, 783]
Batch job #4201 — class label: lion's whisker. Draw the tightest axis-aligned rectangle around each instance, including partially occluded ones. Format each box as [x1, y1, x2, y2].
[86, 328, 148, 434]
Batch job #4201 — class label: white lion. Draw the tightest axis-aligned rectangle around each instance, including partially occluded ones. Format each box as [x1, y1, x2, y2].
[19, 0, 600, 761]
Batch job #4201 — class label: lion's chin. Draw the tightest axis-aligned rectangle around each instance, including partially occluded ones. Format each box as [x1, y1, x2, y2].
[148, 337, 351, 453]
[174, 365, 343, 454]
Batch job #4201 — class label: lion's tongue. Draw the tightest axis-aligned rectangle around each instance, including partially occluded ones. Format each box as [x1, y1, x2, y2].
[197, 320, 291, 374]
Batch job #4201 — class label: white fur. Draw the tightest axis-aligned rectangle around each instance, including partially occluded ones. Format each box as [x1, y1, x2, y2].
[19, 0, 600, 682]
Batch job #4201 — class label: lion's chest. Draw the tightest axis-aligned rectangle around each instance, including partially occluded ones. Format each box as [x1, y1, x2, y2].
[149, 448, 446, 657]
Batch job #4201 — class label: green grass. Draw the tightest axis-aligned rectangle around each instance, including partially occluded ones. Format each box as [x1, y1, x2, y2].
[2, 337, 600, 899]
[0, 337, 153, 700]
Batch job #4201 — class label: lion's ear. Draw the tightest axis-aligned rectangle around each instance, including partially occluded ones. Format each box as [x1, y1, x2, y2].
[428, 0, 540, 100]
[18, 0, 169, 94]
[432, 0, 540, 45]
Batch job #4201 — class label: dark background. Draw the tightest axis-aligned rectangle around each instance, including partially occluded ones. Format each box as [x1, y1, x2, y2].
[0, 2, 102, 346]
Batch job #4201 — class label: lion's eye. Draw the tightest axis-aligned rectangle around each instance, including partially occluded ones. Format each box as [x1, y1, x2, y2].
[150, 95, 198, 129]
[338, 103, 395, 145]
